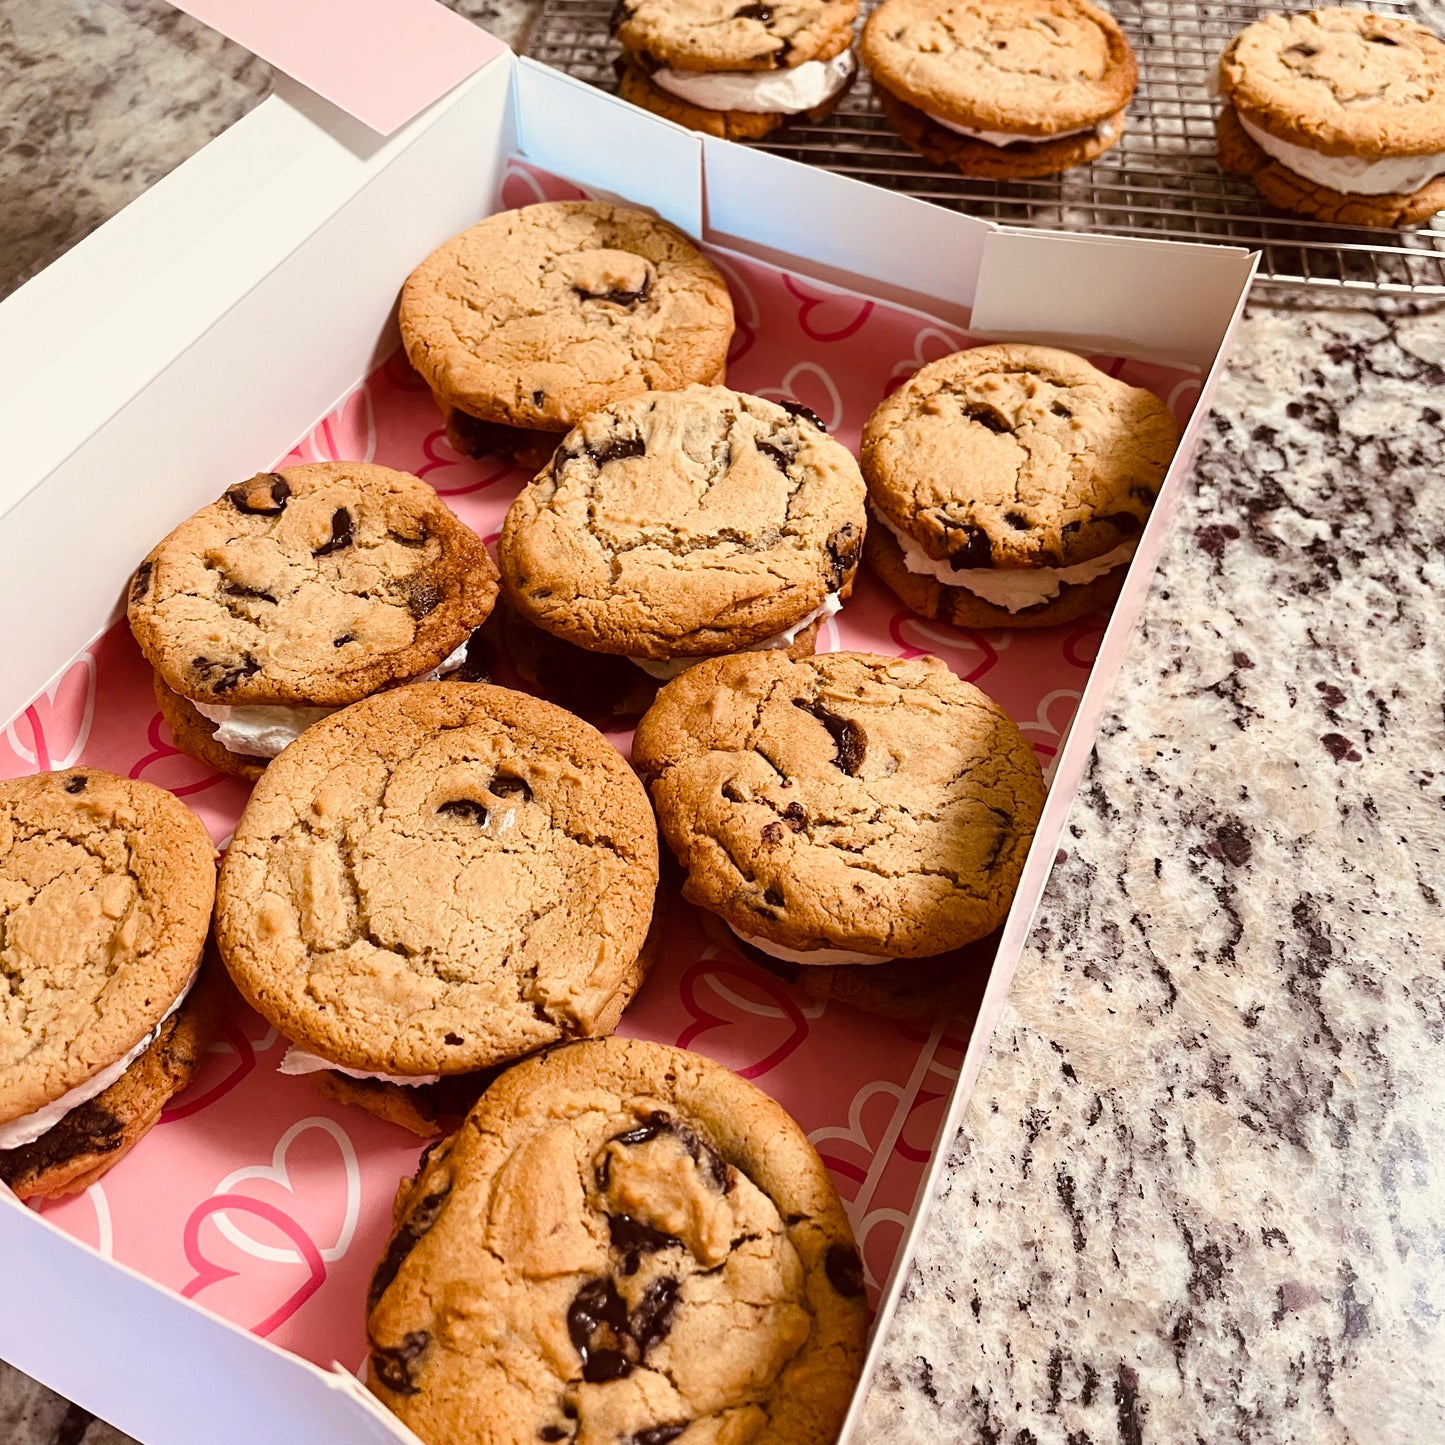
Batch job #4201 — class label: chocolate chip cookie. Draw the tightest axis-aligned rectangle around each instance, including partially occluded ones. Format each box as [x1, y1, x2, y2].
[633, 650, 1046, 958]
[214, 682, 660, 1089]
[862, 0, 1135, 177]
[860, 343, 1179, 628]
[400, 202, 734, 457]
[0, 769, 217, 1194]
[365, 1036, 866, 1444]
[1216, 8, 1445, 227]
[128, 461, 498, 774]
[498, 387, 865, 697]
[612, 0, 860, 142]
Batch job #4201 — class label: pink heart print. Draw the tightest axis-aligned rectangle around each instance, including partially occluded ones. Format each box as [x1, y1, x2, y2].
[2, 654, 96, 775]
[128, 710, 231, 799]
[160, 1017, 258, 1124]
[783, 274, 874, 343]
[183, 1194, 326, 1337]
[676, 960, 812, 1080]
[888, 613, 1001, 684]
[416, 426, 520, 496]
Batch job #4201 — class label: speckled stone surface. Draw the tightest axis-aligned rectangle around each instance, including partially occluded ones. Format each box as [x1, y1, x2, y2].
[3, 4, 1444, 1444]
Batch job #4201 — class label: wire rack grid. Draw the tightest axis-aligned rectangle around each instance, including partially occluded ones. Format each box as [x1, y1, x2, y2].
[527, 0, 1445, 295]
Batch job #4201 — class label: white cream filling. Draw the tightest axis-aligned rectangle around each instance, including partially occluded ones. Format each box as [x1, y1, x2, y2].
[192, 640, 472, 759]
[924, 114, 1114, 147]
[875, 509, 1137, 612]
[1237, 112, 1445, 197]
[727, 921, 891, 966]
[0, 975, 198, 1151]
[278, 1045, 442, 1088]
[629, 592, 844, 681]
[650, 50, 855, 115]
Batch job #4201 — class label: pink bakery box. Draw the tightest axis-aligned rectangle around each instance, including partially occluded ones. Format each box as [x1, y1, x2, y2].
[0, 43, 1257, 1445]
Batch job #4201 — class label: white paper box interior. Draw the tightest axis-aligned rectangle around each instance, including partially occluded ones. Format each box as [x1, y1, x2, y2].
[0, 49, 1256, 1445]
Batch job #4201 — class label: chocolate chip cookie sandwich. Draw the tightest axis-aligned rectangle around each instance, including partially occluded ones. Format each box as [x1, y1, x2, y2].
[128, 461, 499, 779]
[1216, 8, 1445, 227]
[614, 0, 860, 140]
[861, 0, 1136, 178]
[861, 343, 1179, 629]
[0, 769, 221, 1199]
[499, 386, 865, 717]
[366, 1036, 867, 1443]
[400, 202, 735, 466]
[214, 683, 660, 1132]
[633, 651, 1046, 967]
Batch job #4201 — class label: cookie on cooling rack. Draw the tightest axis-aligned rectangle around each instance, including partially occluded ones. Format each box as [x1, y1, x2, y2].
[860, 0, 1135, 178]
[614, 0, 860, 140]
[1216, 7, 1445, 228]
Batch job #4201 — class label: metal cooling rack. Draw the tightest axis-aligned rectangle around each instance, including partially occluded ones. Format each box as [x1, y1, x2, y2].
[527, 0, 1445, 295]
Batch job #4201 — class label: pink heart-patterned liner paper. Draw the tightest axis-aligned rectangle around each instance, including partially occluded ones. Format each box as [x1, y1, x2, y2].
[1, 160, 1201, 1370]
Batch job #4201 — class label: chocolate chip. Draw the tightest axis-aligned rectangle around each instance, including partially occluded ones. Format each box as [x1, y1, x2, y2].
[631, 1428, 687, 1445]
[608, 1214, 683, 1275]
[1004, 511, 1031, 531]
[757, 436, 796, 472]
[611, 1115, 669, 1148]
[631, 1277, 680, 1357]
[1050, 402, 1073, 419]
[779, 401, 825, 433]
[452, 625, 496, 684]
[774, 33, 793, 63]
[405, 578, 443, 619]
[784, 1212, 807, 1226]
[533, 389, 547, 407]
[225, 473, 291, 516]
[574, 274, 651, 308]
[391, 524, 429, 549]
[733, 1, 772, 17]
[568, 1278, 635, 1383]
[314, 508, 354, 556]
[225, 583, 277, 604]
[781, 802, 807, 831]
[444, 1032, 464, 1046]
[588, 434, 646, 468]
[825, 522, 860, 591]
[438, 799, 489, 826]
[764, 885, 785, 908]
[368, 1186, 451, 1309]
[64, 774, 87, 794]
[333, 634, 354, 648]
[792, 698, 867, 776]
[944, 523, 992, 570]
[605, 1111, 731, 1193]
[130, 561, 153, 602]
[191, 655, 261, 694]
[963, 404, 1010, 434]
[762, 822, 783, 845]
[540, 1429, 567, 1442]
[491, 773, 532, 802]
[825, 1243, 865, 1297]
[370, 1331, 430, 1395]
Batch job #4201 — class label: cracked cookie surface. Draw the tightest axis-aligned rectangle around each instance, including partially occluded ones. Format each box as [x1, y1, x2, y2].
[861, 0, 1136, 135]
[215, 683, 659, 1075]
[400, 202, 735, 433]
[499, 387, 866, 660]
[615, 0, 857, 71]
[861, 343, 1179, 571]
[0, 769, 216, 1126]
[1218, 8, 1445, 158]
[366, 1036, 866, 1445]
[633, 651, 1046, 957]
[128, 461, 499, 707]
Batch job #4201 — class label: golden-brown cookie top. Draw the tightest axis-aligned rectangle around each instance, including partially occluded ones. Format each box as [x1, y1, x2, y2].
[860, 343, 1180, 571]
[127, 461, 498, 708]
[499, 388, 866, 660]
[1218, 8, 1445, 158]
[861, 0, 1137, 135]
[214, 683, 659, 1076]
[633, 650, 1046, 958]
[366, 1037, 867, 1444]
[615, 0, 858, 71]
[400, 202, 735, 431]
[0, 769, 215, 1125]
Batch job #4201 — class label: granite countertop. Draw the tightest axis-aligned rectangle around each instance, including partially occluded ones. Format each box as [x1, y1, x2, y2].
[3, 4, 1443, 1443]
